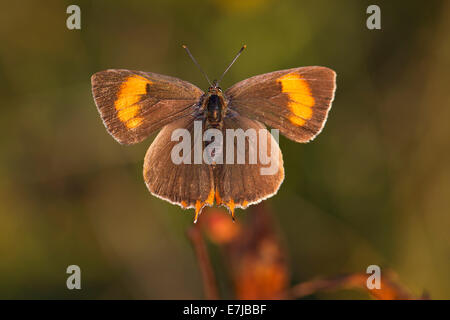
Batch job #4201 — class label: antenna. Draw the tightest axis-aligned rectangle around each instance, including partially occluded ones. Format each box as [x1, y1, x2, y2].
[182, 45, 212, 87]
[217, 45, 246, 85]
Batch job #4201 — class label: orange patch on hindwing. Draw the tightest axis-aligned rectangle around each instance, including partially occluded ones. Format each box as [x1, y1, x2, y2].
[115, 75, 150, 129]
[215, 189, 222, 205]
[226, 199, 235, 219]
[193, 189, 215, 223]
[277, 73, 315, 126]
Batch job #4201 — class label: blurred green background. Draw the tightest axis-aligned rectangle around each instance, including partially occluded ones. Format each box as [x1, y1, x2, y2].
[1, 0, 449, 299]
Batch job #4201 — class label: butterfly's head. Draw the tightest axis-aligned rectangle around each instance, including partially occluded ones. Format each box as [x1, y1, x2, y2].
[208, 80, 222, 93]
[183, 44, 246, 90]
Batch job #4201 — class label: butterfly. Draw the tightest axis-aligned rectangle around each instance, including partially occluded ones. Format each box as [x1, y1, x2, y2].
[91, 45, 336, 222]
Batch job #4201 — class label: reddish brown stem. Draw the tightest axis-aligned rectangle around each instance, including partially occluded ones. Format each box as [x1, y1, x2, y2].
[288, 272, 416, 300]
[187, 224, 219, 299]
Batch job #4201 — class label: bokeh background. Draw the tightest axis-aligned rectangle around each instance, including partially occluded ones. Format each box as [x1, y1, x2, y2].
[1, 0, 449, 299]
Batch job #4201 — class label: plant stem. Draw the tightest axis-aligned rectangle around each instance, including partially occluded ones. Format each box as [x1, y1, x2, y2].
[187, 224, 219, 299]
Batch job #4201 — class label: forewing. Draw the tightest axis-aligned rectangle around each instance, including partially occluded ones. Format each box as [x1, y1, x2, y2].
[91, 69, 203, 144]
[226, 66, 336, 143]
[214, 114, 284, 217]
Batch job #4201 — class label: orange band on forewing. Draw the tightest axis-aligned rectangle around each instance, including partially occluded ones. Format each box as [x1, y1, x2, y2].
[288, 115, 306, 126]
[115, 75, 150, 129]
[277, 73, 315, 125]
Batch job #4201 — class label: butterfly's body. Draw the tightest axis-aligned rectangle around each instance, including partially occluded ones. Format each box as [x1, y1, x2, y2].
[201, 86, 227, 129]
[91, 47, 336, 223]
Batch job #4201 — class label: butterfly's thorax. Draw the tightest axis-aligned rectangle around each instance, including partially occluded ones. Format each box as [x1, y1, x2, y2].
[201, 87, 227, 129]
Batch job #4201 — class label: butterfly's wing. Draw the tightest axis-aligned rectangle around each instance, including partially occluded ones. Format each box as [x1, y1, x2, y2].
[225, 66, 336, 143]
[91, 69, 203, 144]
[143, 116, 214, 222]
[213, 114, 284, 218]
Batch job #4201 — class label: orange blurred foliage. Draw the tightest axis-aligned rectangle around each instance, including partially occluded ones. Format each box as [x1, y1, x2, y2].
[290, 271, 421, 300]
[201, 204, 289, 299]
[196, 206, 421, 300]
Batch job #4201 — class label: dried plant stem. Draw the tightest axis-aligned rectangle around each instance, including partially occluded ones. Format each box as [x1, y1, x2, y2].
[187, 224, 219, 299]
[289, 274, 365, 299]
[288, 272, 415, 300]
